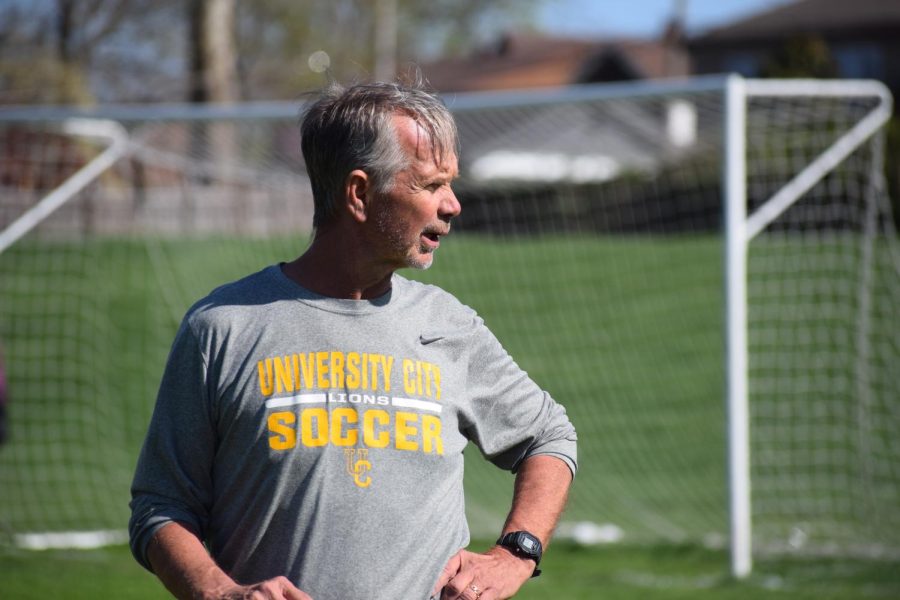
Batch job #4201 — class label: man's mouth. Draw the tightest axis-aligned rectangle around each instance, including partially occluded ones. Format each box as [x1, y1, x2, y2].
[421, 227, 449, 247]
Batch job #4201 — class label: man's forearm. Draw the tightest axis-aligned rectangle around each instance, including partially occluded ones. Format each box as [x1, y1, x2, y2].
[146, 521, 237, 600]
[500, 454, 573, 547]
[431, 455, 574, 598]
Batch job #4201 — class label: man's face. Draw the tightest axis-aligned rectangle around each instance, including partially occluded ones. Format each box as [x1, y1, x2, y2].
[368, 115, 461, 271]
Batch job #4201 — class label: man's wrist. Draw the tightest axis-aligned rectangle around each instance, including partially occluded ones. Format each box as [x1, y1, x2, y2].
[495, 531, 543, 577]
[489, 544, 538, 574]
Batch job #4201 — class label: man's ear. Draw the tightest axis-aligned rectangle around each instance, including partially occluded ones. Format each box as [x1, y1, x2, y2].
[345, 169, 370, 223]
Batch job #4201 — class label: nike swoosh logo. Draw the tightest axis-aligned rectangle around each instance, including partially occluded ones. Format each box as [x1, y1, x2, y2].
[419, 334, 445, 345]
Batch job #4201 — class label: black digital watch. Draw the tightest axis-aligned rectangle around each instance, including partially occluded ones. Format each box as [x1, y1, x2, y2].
[496, 531, 543, 577]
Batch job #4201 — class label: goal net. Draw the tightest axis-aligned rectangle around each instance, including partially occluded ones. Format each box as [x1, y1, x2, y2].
[737, 80, 900, 563]
[0, 78, 897, 571]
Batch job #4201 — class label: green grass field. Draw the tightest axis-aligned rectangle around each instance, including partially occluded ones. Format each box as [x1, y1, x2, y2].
[2, 541, 899, 599]
[1, 231, 898, 597]
[0, 233, 727, 537]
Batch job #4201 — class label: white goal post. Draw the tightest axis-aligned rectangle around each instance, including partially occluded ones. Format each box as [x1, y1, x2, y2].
[725, 76, 894, 577]
[0, 76, 897, 578]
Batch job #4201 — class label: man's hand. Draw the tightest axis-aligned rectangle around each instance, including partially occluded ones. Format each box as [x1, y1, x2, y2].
[432, 456, 573, 600]
[147, 522, 313, 600]
[208, 577, 312, 600]
[431, 546, 535, 600]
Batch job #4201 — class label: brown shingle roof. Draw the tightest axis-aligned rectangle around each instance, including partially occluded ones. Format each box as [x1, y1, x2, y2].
[422, 33, 688, 93]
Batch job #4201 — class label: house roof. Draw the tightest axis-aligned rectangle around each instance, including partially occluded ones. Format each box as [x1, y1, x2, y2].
[422, 33, 688, 93]
[691, 0, 900, 44]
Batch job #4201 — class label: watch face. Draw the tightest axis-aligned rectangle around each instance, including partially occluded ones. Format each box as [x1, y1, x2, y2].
[515, 532, 541, 558]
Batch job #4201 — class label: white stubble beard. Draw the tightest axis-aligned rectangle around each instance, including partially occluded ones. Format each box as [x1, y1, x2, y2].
[371, 207, 435, 271]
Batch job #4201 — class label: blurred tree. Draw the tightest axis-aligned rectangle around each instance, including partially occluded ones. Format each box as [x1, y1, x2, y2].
[0, 0, 545, 104]
[189, 0, 238, 103]
[759, 34, 898, 225]
[760, 34, 837, 79]
[0, 0, 164, 104]
[187, 0, 239, 188]
[398, 0, 541, 60]
[0, 1, 69, 104]
[56, 0, 123, 103]
[374, 0, 398, 81]
[233, 0, 544, 100]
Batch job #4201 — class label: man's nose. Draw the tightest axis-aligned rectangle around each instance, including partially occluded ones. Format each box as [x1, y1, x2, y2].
[440, 188, 461, 220]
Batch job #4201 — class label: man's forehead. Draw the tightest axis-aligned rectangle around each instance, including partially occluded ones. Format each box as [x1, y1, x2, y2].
[392, 114, 429, 156]
[392, 114, 457, 168]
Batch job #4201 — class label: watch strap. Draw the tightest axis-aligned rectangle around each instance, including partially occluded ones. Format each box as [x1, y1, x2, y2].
[497, 531, 543, 578]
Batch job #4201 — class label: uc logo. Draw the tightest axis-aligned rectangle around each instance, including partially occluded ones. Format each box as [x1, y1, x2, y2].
[345, 448, 372, 488]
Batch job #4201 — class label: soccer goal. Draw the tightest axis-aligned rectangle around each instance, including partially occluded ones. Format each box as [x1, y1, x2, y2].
[0, 76, 897, 577]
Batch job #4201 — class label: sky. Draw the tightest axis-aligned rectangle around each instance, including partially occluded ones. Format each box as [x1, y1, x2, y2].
[539, 0, 793, 38]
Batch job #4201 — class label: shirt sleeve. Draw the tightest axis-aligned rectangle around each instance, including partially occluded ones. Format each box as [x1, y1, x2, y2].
[128, 317, 216, 572]
[459, 315, 578, 477]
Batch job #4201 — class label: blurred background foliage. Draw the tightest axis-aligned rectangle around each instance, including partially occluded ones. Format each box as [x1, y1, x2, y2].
[0, 0, 541, 105]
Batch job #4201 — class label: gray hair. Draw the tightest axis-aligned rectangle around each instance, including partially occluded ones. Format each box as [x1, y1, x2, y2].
[300, 78, 459, 229]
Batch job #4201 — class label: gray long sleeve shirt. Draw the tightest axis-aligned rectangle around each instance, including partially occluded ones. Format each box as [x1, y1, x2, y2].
[129, 265, 577, 600]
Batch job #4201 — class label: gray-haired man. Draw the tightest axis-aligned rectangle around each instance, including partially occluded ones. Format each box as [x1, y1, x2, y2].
[129, 79, 577, 600]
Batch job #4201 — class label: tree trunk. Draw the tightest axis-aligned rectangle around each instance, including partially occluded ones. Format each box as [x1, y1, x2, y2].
[187, 0, 240, 227]
[189, 0, 238, 103]
[374, 0, 397, 82]
[55, 0, 92, 104]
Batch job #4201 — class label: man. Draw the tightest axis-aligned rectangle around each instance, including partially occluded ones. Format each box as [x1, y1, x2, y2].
[129, 79, 577, 600]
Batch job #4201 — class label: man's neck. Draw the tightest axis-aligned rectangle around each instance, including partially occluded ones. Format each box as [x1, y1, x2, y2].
[282, 228, 394, 300]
